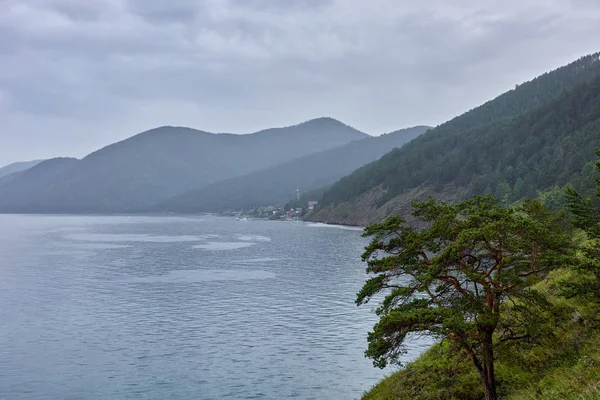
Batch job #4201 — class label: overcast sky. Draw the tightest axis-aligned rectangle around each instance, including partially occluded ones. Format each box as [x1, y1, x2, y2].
[1, 0, 599, 165]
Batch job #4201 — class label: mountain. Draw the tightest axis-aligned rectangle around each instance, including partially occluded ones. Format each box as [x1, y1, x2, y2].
[0, 160, 45, 179]
[308, 52, 600, 226]
[0, 170, 24, 188]
[153, 125, 430, 213]
[0, 158, 80, 212]
[0, 118, 368, 213]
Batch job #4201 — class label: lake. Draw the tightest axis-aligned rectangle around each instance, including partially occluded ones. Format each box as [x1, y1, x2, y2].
[0, 215, 431, 399]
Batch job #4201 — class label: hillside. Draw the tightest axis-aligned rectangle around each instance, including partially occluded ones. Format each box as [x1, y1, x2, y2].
[362, 267, 600, 400]
[308, 52, 600, 225]
[0, 159, 45, 179]
[0, 158, 80, 212]
[155, 126, 430, 213]
[0, 118, 367, 213]
[0, 170, 24, 187]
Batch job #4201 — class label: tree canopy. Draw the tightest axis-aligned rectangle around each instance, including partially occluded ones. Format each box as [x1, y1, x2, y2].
[565, 149, 600, 300]
[358, 195, 574, 400]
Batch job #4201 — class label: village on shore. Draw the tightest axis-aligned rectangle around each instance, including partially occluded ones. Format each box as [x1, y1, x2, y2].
[221, 200, 319, 221]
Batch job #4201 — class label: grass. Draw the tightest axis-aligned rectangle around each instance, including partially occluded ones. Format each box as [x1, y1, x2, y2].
[362, 268, 600, 400]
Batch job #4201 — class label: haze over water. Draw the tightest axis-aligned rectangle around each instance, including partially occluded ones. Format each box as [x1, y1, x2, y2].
[0, 215, 431, 399]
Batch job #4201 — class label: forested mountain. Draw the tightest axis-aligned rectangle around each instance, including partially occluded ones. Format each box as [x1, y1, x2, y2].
[309, 52, 600, 225]
[0, 159, 45, 179]
[154, 126, 429, 212]
[0, 118, 367, 213]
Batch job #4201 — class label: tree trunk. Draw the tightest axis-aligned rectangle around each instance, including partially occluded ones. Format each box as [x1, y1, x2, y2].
[464, 333, 498, 400]
[480, 331, 497, 400]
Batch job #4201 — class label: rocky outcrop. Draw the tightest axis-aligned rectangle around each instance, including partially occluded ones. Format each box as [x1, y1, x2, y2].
[306, 184, 462, 226]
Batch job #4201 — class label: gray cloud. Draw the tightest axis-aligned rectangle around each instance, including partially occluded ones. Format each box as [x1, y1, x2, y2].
[126, 0, 203, 24]
[0, 0, 599, 164]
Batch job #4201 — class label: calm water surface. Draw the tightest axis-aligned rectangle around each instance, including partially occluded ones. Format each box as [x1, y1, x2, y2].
[0, 215, 431, 399]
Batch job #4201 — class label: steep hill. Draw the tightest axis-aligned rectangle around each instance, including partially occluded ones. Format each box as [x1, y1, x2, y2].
[155, 126, 430, 213]
[0, 118, 367, 213]
[309, 52, 600, 225]
[0, 159, 45, 179]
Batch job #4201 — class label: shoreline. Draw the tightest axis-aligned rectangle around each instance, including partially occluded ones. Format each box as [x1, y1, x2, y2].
[0, 212, 368, 231]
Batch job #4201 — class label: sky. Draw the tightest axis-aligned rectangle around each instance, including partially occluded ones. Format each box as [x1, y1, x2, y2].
[1, 0, 599, 165]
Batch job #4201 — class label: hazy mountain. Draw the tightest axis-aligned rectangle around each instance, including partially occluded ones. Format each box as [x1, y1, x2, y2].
[154, 125, 430, 212]
[0, 171, 24, 188]
[309, 52, 600, 226]
[0, 160, 45, 179]
[0, 158, 80, 213]
[0, 118, 367, 213]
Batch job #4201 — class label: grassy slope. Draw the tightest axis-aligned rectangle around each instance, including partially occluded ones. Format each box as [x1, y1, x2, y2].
[362, 268, 600, 400]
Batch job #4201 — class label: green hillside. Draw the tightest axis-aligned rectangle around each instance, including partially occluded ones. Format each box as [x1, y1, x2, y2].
[309, 53, 600, 226]
[359, 164, 600, 399]
[362, 269, 600, 400]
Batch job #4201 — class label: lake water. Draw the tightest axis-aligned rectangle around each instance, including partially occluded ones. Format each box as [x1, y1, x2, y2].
[0, 215, 431, 399]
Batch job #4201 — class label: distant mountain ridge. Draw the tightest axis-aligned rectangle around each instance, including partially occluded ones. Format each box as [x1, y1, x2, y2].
[0, 159, 45, 178]
[308, 52, 600, 226]
[0, 118, 368, 213]
[153, 125, 430, 213]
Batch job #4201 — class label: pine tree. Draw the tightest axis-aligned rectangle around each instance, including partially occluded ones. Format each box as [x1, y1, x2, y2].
[565, 149, 600, 299]
[358, 196, 573, 400]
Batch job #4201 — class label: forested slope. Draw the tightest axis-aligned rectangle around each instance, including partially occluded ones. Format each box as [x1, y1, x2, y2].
[309, 53, 600, 225]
